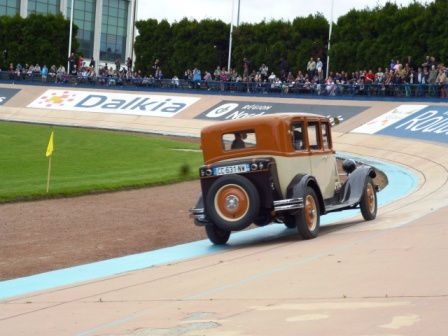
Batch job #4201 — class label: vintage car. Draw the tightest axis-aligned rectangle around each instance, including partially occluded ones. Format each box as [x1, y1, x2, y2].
[190, 113, 382, 245]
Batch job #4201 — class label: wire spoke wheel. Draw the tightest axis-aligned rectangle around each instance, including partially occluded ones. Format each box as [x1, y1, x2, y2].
[360, 177, 377, 221]
[304, 194, 318, 231]
[295, 187, 320, 239]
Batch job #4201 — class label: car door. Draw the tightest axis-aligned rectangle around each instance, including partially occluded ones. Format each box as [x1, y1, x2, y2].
[307, 121, 338, 199]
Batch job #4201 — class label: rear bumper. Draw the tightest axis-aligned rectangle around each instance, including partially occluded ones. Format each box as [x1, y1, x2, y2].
[189, 208, 207, 226]
[273, 198, 304, 212]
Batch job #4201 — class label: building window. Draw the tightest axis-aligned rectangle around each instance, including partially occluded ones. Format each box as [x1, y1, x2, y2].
[28, 0, 60, 15]
[0, 0, 20, 16]
[67, 0, 96, 58]
[100, 0, 129, 62]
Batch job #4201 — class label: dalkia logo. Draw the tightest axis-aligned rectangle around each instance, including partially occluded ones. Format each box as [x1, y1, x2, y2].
[29, 90, 200, 117]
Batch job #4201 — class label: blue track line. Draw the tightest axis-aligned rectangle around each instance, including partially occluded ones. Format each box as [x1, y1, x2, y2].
[0, 154, 417, 300]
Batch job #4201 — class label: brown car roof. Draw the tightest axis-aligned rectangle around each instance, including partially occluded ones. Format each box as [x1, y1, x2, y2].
[201, 113, 326, 134]
[200, 113, 332, 164]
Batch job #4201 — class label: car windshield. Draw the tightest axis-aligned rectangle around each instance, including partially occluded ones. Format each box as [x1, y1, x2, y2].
[222, 129, 256, 151]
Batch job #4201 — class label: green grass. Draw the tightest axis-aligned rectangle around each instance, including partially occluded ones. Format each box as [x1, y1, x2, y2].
[0, 121, 204, 202]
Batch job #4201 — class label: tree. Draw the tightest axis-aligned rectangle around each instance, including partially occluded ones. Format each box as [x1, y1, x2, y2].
[0, 13, 78, 69]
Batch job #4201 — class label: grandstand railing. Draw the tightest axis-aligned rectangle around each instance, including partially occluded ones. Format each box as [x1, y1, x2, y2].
[1, 71, 446, 99]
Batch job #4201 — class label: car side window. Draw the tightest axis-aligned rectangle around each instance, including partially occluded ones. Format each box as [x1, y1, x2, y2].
[291, 122, 306, 151]
[322, 122, 331, 150]
[307, 122, 321, 150]
[222, 130, 256, 151]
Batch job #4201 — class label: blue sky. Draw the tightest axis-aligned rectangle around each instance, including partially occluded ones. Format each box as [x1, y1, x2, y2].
[137, 0, 433, 24]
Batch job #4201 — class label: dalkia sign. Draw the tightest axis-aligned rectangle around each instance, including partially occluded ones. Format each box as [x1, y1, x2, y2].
[352, 104, 448, 144]
[28, 90, 200, 117]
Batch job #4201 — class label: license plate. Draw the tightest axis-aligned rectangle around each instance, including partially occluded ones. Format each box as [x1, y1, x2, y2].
[213, 164, 250, 176]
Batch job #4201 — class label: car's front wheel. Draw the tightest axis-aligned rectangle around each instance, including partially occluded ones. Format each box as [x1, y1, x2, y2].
[205, 224, 231, 245]
[205, 174, 260, 231]
[360, 177, 377, 220]
[295, 187, 320, 239]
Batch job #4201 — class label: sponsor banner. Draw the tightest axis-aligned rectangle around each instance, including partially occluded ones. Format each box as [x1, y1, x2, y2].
[195, 100, 369, 123]
[0, 88, 20, 106]
[377, 106, 448, 144]
[28, 90, 200, 117]
[352, 105, 427, 134]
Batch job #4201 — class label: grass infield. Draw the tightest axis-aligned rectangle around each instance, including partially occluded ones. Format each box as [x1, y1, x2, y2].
[0, 121, 203, 202]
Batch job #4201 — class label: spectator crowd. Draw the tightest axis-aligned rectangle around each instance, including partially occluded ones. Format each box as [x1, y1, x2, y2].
[1, 54, 447, 98]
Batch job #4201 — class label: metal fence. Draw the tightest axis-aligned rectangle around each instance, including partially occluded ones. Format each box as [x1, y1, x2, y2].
[1, 71, 446, 99]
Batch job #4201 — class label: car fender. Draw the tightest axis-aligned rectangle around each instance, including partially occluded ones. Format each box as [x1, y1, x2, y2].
[286, 174, 325, 214]
[342, 166, 376, 205]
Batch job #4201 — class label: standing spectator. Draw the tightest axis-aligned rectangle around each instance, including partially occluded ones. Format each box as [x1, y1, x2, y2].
[68, 52, 75, 73]
[280, 57, 288, 81]
[192, 68, 201, 88]
[48, 65, 56, 80]
[171, 75, 179, 88]
[435, 66, 447, 98]
[114, 58, 121, 71]
[316, 58, 323, 81]
[213, 65, 221, 80]
[89, 57, 96, 68]
[242, 57, 250, 79]
[428, 64, 438, 96]
[77, 55, 84, 70]
[41, 64, 48, 82]
[306, 57, 316, 78]
[2, 49, 7, 65]
[152, 58, 160, 77]
[259, 63, 268, 81]
[126, 57, 132, 71]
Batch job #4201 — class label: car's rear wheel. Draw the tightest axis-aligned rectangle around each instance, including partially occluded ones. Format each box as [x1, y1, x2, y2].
[205, 174, 260, 231]
[295, 187, 320, 239]
[360, 177, 377, 220]
[283, 215, 296, 229]
[205, 224, 231, 245]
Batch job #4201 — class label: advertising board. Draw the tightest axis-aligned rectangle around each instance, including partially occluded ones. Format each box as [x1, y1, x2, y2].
[28, 90, 200, 117]
[195, 100, 368, 124]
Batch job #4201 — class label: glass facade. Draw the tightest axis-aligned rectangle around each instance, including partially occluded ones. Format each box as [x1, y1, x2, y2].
[0, 0, 20, 16]
[67, 0, 96, 58]
[28, 0, 60, 15]
[100, 0, 128, 62]
[1, 0, 132, 63]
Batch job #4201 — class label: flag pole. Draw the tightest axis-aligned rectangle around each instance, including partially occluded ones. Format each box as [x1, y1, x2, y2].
[227, 0, 235, 72]
[45, 129, 55, 193]
[67, 0, 75, 72]
[326, 0, 334, 79]
[46, 155, 52, 193]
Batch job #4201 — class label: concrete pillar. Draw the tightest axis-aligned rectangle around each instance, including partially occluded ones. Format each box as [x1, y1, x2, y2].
[92, 0, 103, 73]
[20, 0, 28, 17]
[125, 0, 136, 70]
[60, 0, 67, 16]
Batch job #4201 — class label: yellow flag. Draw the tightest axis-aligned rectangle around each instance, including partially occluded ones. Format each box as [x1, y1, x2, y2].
[46, 131, 54, 157]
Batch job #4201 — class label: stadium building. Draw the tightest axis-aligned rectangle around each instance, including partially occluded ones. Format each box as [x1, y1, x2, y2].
[0, 0, 137, 66]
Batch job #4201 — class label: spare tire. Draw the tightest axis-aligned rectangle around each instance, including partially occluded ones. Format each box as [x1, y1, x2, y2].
[205, 174, 260, 231]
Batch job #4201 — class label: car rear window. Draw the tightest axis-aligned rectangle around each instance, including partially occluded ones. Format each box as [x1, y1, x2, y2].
[307, 122, 322, 150]
[222, 129, 256, 151]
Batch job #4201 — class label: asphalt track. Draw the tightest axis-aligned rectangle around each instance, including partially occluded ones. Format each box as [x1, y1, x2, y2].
[0, 154, 417, 300]
[1, 84, 448, 335]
